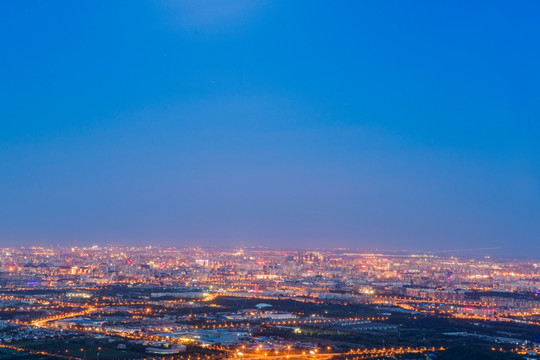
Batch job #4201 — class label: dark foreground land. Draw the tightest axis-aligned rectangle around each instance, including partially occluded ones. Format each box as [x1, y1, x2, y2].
[0, 290, 538, 360]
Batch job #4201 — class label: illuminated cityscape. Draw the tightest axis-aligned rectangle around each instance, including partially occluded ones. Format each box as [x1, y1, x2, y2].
[2, 1, 539, 359]
[0, 246, 538, 359]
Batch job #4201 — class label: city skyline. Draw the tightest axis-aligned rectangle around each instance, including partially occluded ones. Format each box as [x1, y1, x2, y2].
[0, 244, 538, 359]
[1, 1, 539, 255]
[1, 3, 539, 358]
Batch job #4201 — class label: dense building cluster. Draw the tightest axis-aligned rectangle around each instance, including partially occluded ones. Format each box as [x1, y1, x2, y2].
[0, 246, 538, 359]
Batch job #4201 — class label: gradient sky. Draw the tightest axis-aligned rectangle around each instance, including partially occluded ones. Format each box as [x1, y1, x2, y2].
[1, 1, 539, 256]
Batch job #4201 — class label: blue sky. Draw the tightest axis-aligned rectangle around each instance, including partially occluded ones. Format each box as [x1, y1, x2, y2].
[1, 1, 539, 255]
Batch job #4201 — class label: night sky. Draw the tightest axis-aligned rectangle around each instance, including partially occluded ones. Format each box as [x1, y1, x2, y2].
[1, 1, 539, 256]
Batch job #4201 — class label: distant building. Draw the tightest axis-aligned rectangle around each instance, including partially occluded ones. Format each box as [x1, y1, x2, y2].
[145, 345, 186, 354]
